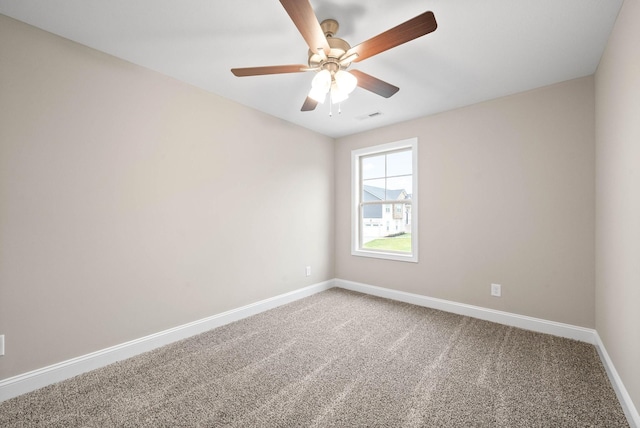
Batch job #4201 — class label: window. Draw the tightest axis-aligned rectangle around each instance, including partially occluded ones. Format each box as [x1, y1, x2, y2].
[351, 138, 418, 262]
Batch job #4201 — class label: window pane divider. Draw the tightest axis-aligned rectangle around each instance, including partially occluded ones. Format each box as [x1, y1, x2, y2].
[359, 200, 412, 206]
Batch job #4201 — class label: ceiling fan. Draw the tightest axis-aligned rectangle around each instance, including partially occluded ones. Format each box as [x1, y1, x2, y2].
[231, 0, 437, 112]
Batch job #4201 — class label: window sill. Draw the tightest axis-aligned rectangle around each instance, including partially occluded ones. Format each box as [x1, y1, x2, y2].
[351, 249, 418, 263]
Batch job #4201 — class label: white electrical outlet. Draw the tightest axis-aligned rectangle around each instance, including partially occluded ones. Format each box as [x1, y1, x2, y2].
[491, 283, 502, 297]
[305, 266, 311, 277]
[0, 335, 4, 356]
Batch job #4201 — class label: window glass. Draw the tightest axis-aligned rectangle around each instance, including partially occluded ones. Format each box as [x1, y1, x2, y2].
[387, 150, 412, 177]
[362, 155, 385, 180]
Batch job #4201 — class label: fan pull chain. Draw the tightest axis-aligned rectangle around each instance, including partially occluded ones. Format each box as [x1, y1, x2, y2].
[327, 101, 343, 117]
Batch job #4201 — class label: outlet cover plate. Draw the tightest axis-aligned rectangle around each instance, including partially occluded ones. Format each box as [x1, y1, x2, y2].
[491, 283, 502, 297]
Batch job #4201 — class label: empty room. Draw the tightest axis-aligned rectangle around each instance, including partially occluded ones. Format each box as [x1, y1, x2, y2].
[0, 0, 638, 426]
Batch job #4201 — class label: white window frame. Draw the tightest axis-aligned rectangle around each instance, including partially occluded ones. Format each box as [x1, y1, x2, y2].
[351, 138, 418, 263]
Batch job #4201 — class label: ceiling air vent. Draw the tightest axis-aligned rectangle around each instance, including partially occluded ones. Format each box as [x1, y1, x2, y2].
[356, 111, 383, 121]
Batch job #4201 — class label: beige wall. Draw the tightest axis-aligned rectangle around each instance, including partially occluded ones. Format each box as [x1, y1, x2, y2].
[335, 77, 596, 328]
[0, 15, 334, 379]
[595, 0, 640, 413]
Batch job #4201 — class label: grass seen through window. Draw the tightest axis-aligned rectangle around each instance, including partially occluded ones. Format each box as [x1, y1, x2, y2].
[362, 233, 411, 253]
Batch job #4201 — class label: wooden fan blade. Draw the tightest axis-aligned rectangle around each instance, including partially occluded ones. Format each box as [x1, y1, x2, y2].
[350, 70, 399, 98]
[280, 0, 330, 55]
[348, 11, 437, 63]
[231, 64, 308, 77]
[301, 96, 318, 111]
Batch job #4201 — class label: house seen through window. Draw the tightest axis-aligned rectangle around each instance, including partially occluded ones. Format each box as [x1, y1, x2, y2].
[351, 138, 418, 262]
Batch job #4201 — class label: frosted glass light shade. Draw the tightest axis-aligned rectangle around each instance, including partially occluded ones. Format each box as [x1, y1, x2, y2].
[309, 69, 331, 103]
[330, 81, 349, 104]
[311, 69, 331, 91]
[334, 70, 358, 94]
[309, 69, 357, 105]
[308, 86, 327, 103]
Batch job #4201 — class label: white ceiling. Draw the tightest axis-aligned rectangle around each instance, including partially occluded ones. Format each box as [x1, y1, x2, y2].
[0, 0, 623, 138]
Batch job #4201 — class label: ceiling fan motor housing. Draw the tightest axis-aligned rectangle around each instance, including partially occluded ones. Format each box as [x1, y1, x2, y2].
[308, 19, 354, 72]
[320, 19, 339, 37]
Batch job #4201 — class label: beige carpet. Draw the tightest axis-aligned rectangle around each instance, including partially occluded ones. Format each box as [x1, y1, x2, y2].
[0, 288, 629, 427]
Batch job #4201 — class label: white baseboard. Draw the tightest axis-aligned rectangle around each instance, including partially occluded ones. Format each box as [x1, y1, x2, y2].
[0, 280, 334, 403]
[335, 278, 638, 428]
[594, 333, 640, 428]
[335, 279, 597, 343]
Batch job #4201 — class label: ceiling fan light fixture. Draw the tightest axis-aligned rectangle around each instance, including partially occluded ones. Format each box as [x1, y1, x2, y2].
[330, 81, 349, 104]
[334, 70, 358, 95]
[311, 69, 331, 91]
[309, 69, 331, 103]
[308, 86, 327, 103]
